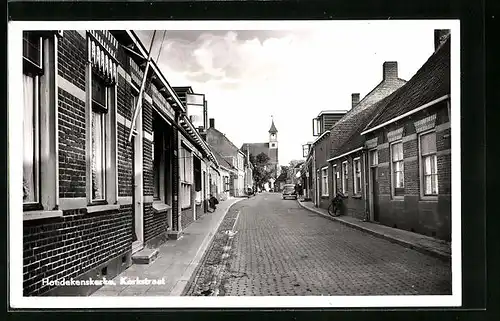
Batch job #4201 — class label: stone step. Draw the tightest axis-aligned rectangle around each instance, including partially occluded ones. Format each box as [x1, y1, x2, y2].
[131, 248, 159, 265]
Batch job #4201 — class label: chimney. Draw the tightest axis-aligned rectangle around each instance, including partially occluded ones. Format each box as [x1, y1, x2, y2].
[383, 61, 398, 80]
[209, 118, 215, 128]
[351, 93, 360, 108]
[434, 29, 450, 50]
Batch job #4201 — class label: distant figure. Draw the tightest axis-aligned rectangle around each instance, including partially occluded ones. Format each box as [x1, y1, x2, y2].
[208, 194, 219, 212]
[298, 183, 303, 197]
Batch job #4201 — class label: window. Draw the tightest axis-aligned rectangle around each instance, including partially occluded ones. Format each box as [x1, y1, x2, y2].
[391, 142, 404, 196]
[353, 158, 362, 195]
[420, 131, 438, 196]
[23, 32, 42, 70]
[152, 115, 162, 200]
[224, 176, 230, 192]
[321, 167, 329, 196]
[341, 161, 348, 195]
[22, 32, 60, 217]
[180, 145, 193, 209]
[23, 32, 43, 206]
[91, 74, 108, 201]
[370, 149, 378, 166]
[23, 71, 40, 204]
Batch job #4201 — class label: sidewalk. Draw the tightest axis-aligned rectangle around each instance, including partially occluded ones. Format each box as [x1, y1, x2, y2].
[92, 197, 244, 296]
[297, 200, 451, 261]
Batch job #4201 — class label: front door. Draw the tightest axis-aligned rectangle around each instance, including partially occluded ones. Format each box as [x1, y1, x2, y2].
[132, 109, 144, 253]
[370, 167, 380, 222]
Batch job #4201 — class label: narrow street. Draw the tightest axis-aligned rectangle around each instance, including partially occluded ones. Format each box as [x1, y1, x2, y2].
[184, 192, 452, 296]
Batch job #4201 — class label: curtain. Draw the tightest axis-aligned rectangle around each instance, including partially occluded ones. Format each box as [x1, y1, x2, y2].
[23, 74, 36, 203]
[92, 111, 105, 200]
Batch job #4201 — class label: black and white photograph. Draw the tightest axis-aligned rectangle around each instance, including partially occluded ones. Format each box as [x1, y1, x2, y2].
[8, 19, 461, 308]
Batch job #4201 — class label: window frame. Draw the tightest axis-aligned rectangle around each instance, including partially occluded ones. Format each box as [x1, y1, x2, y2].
[341, 161, 349, 195]
[90, 73, 109, 203]
[369, 149, 378, 167]
[22, 33, 59, 218]
[418, 130, 439, 199]
[86, 61, 117, 207]
[180, 144, 193, 209]
[390, 141, 405, 198]
[321, 166, 329, 197]
[353, 157, 362, 196]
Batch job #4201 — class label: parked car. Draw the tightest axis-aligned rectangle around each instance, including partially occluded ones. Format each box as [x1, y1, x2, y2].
[282, 184, 297, 200]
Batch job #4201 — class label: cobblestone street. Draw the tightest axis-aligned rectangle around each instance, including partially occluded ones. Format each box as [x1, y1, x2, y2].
[184, 192, 452, 296]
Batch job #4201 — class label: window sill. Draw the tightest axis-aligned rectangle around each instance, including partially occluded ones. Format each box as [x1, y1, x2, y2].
[181, 206, 192, 211]
[321, 195, 329, 199]
[420, 197, 438, 203]
[352, 195, 363, 199]
[152, 201, 171, 213]
[392, 196, 405, 201]
[23, 210, 63, 221]
[86, 204, 120, 214]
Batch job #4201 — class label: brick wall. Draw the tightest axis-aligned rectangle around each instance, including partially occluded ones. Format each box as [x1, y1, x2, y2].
[23, 207, 132, 296]
[117, 123, 133, 197]
[181, 207, 194, 230]
[368, 103, 451, 240]
[58, 88, 86, 198]
[57, 30, 86, 92]
[195, 204, 204, 220]
[331, 154, 367, 220]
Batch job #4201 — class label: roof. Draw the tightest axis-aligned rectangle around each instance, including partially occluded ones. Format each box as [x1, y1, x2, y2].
[328, 71, 407, 159]
[209, 144, 236, 171]
[364, 35, 451, 131]
[334, 91, 399, 158]
[205, 127, 242, 158]
[269, 120, 278, 133]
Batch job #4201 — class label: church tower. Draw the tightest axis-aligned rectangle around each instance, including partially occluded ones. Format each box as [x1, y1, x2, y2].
[268, 118, 279, 177]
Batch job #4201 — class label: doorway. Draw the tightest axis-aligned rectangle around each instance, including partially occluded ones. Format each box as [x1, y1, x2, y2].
[369, 149, 380, 222]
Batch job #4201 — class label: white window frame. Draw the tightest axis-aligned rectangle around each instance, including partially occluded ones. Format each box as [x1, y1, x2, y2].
[22, 33, 60, 220]
[341, 161, 348, 195]
[86, 60, 117, 206]
[180, 144, 193, 209]
[390, 141, 404, 198]
[370, 149, 378, 167]
[353, 157, 362, 196]
[418, 130, 439, 199]
[321, 166, 329, 197]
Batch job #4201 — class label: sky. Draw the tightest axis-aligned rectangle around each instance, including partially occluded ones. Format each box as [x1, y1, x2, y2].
[135, 21, 443, 166]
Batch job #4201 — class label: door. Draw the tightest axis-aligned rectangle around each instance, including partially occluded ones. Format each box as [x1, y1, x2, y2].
[371, 167, 380, 222]
[315, 169, 320, 207]
[132, 109, 144, 254]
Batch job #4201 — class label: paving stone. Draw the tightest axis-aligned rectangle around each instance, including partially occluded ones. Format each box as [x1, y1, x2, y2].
[184, 193, 452, 296]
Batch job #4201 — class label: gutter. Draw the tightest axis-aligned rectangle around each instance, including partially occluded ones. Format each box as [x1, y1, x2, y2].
[361, 94, 450, 135]
[327, 147, 364, 162]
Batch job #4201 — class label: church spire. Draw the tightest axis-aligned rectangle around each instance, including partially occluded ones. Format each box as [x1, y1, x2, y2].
[268, 116, 278, 134]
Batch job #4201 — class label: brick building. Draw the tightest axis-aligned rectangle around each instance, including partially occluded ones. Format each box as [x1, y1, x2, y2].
[314, 61, 407, 213]
[21, 29, 219, 296]
[360, 31, 451, 240]
[205, 118, 247, 197]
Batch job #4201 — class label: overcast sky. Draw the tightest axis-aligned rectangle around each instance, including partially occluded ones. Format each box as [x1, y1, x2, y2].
[135, 21, 443, 166]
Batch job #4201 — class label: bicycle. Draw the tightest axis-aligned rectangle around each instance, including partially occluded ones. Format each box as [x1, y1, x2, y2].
[328, 191, 346, 217]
